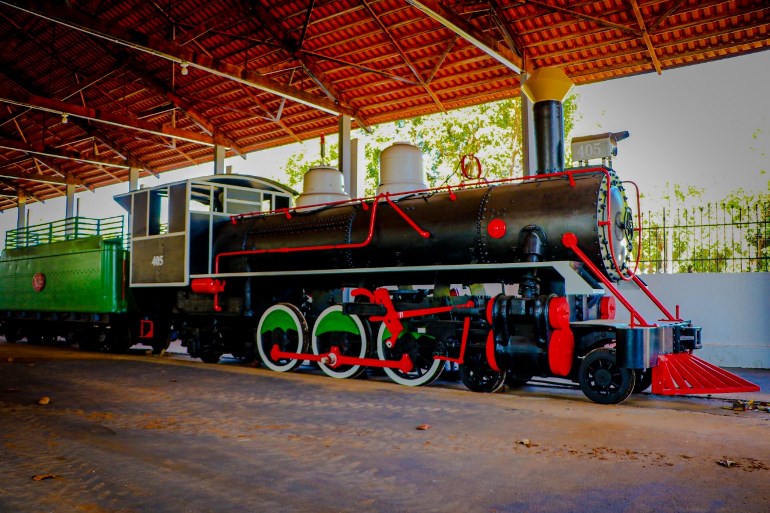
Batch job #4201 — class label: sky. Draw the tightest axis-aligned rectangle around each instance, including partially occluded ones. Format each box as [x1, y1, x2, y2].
[1, 50, 768, 239]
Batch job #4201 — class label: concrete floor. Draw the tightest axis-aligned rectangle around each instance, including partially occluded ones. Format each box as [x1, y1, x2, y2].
[1, 341, 768, 513]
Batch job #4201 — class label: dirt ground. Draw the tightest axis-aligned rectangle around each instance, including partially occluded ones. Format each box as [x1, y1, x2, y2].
[0, 341, 768, 513]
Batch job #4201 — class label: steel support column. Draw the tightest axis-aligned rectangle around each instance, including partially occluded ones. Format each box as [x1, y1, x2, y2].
[520, 73, 537, 176]
[65, 178, 76, 219]
[349, 137, 364, 199]
[65, 176, 76, 237]
[16, 192, 26, 229]
[213, 145, 226, 175]
[338, 114, 352, 195]
[128, 166, 140, 191]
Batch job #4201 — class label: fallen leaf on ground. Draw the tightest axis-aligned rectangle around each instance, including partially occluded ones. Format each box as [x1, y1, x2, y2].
[416, 424, 431, 430]
[31, 474, 59, 481]
[37, 396, 50, 405]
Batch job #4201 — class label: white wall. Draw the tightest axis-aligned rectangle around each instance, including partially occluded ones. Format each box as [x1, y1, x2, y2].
[616, 273, 770, 368]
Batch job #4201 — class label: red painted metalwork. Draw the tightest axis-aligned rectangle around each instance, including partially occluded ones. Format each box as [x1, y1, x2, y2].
[216, 193, 433, 277]
[599, 296, 616, 320]
[32, 272, 46, 292]
[485, 330, 500, 372]
[631, 274, 680, 322]
[385, 196, 431, 239]
[270, 344, 414, 373]
[487, 218, 507, 239]
[139, 319, 154, 339]
[561, 232, 650, 327]
[460, 154, 483, 180]
[547, 329, 574, 377]
[191, 278, 226, 295]
[351, 287, 474, 348]
[547, 296, 570, 329]
[435, 316, 471, 364]
[651, 353, 759, 395]
[485, 296, 496, 324]
[191, 278, 226, 312]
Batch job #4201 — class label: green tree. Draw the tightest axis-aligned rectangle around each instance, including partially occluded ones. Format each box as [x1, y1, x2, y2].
[281, 94, 580, 195]
[640, 183, 769, 273]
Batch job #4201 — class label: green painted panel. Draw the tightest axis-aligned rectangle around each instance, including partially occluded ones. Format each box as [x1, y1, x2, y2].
[0, 236, 128, 313]
[315, 310, 360, 336]
[260, 309, 297, 334]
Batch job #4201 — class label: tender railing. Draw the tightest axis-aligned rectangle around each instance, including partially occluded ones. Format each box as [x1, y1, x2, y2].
[4, 216, 126, 250]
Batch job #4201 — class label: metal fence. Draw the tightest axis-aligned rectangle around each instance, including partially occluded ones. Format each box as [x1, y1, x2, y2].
[639, 201, 769, 273]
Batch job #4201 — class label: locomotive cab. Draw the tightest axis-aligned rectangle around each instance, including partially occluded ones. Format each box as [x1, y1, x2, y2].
[115, 174, 296, 287]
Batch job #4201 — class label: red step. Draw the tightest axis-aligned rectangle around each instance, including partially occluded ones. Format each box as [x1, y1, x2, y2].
[652, 353, 760, 395]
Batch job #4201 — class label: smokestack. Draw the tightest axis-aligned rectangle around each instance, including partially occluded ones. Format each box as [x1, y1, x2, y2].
[521, 67, 574, 174]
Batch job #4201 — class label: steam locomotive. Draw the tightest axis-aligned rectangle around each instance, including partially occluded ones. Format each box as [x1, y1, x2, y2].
[0, 68, 758, 404]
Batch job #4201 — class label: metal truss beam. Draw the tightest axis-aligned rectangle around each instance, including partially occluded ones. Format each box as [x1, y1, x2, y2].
[406, 0, 524, 73]
[1, 0, 352, 116]
[0, 86, 215, 147]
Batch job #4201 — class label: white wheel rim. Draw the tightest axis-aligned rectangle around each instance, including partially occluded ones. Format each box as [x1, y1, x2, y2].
[311, 305, 368, 379]
[376, 323, 443, 387]
[256, 304, 306, 372]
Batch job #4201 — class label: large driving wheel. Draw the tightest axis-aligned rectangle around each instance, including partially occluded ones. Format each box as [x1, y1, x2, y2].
[311, 305, 369, 379]
[460, 353, 506, 393]
[256, 303, 308, 372]
[578, 348, 636, 404]
[375, 323, 443, 387]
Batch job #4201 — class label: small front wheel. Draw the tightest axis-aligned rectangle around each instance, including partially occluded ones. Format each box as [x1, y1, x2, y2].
[460, 355, 506, 393]
[578, 348, 635, 404]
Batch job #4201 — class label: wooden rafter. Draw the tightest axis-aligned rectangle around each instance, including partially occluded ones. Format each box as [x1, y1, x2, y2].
[237, 84, 302, 144]
[488, 0, 523, 58]
[648, 0, 686, 33]
[0, 178, 42, 202]
[249, 0, 350, 111]
[361, 0, 446, 113]
[425, 36, 457, 84]
[0, 86, 215, 147]
[406, 0, 525, 73]
[4, 0, 352, 116]
[526, 0, 641, 37]
[0, 63, 157, 176]
[297, 0, 316, 52]
[0, 136, 127, 170]
[302, 50, 419, 86]
[117, 53, 246, 156]
[630, 0, 663, 75]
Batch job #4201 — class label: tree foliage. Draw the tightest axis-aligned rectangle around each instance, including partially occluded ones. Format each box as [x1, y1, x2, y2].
[281, 95, 580, 195]
[639, 183, 769, 273]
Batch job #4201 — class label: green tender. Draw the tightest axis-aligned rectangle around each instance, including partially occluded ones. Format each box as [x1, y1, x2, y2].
[0, 236, 128, 313]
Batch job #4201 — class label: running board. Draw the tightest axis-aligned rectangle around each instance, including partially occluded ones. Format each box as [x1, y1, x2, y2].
[652, 353, 760, 396]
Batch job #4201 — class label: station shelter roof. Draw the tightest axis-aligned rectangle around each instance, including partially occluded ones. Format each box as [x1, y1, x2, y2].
[0, 0, 767, 211]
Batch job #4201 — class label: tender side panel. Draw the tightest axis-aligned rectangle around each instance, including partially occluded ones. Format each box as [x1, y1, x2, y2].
[0, 236, 127, 313]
